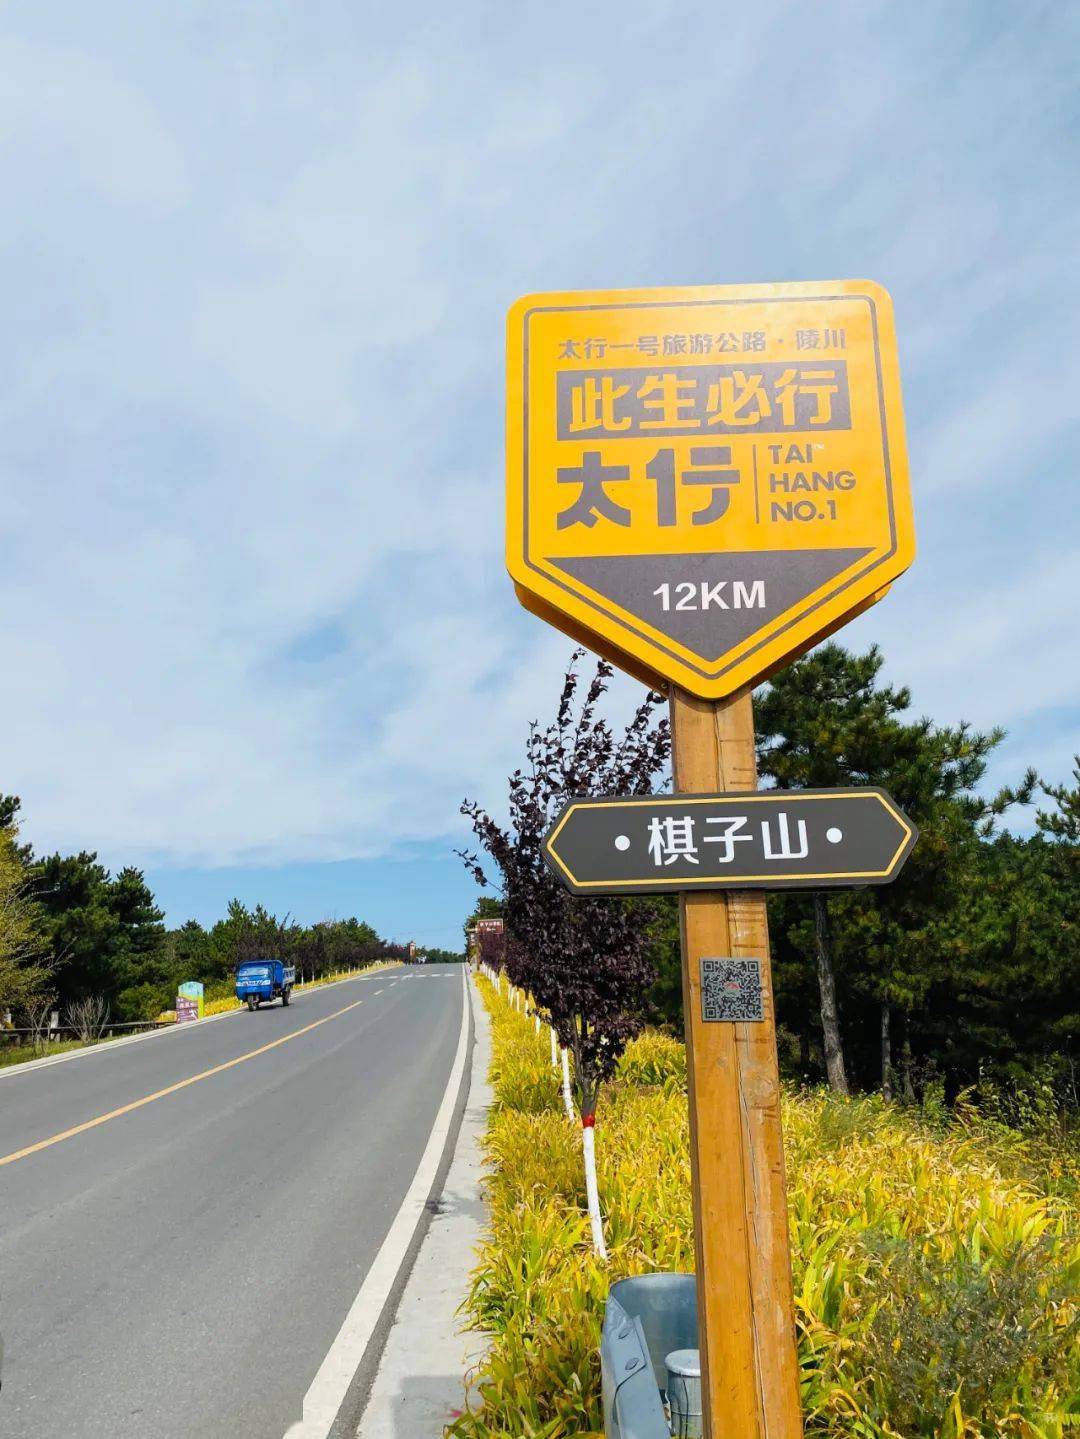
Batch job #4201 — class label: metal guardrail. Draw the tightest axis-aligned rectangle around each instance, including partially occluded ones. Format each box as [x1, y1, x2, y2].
[0, 1020, 174, 1046]
[601, 1273, 699, 1439]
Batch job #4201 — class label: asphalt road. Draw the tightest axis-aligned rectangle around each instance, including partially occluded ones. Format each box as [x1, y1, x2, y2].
[0, 964, 467, 1439]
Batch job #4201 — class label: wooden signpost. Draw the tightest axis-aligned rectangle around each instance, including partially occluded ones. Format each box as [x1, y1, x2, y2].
[507, 281, 915, 1439]
[543, 788, 917, 893]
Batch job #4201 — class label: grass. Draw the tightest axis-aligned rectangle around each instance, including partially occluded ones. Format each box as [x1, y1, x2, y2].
[448, 977, 1079, 1439]
[0, 1035, 108, 1069]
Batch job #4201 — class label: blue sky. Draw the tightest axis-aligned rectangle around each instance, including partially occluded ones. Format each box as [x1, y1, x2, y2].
[1, 2, 1077, 944]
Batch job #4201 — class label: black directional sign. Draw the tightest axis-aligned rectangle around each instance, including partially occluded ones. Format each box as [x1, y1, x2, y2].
[543, 788, 916, 895]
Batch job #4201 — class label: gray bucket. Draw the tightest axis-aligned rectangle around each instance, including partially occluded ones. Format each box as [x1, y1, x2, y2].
[665, 1349, 702, 1437]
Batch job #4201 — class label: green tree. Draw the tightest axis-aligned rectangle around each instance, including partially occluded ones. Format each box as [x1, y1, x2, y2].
[34, 851, 118, 1003]
[834, 723, 1024, 1097]
[1029, 758, 1080, 1081]
[936, 830, 1076, 1088]
[757, 646, 912, 1093]
[1037, 755, 1080, 842]
[756, 643, 1013, 1095]
[166, 919, 213, 980]
[463, 895, 503, 950]
[206, 899, 259, 980]
[110, 868, 166, 976]
[640, 898, 683, 1030]
[0, 824, 53, 1018]
[32, 852, 165, 1015]
[934, 758, 1079, 1092]
[416, 946, 465, 963]
[0, 792, 35, 862]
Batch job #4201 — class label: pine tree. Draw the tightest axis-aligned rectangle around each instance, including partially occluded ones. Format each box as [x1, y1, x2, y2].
[756, 643, 1016, 1094]
[0, 824, 53, 1018]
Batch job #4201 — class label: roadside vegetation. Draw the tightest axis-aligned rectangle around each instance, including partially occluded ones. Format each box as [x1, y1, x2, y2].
[463, 644, 1078, 1127]
[458, 646, 1078, 1435]
[450, 978, 1079, 1439]
[0, 1035, 107, 1070]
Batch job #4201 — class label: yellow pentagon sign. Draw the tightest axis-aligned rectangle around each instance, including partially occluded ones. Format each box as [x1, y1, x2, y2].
[506, 280, 915, 697]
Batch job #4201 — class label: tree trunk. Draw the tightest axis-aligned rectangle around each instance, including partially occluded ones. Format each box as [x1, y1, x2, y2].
[570, 1020, 606, 1257]
[880, 1001, 893, 1099]
[560, 1047, 575, 1121]
[581, 1119, 607, 1259]
[813, 892, 850, 1096]
[901, 1016, 916, 1102]
[798, 1027, 811, 1076]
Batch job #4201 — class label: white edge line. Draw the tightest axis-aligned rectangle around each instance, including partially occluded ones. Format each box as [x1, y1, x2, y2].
[0, 968, 403, 1083]
[284, 966, 470, 1439]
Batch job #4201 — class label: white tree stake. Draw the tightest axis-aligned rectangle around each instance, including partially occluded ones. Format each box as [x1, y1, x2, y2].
[561, 1047, 575, 1122]
[581, 1120, 608, 1259]
[550, 1025, 558, 1069]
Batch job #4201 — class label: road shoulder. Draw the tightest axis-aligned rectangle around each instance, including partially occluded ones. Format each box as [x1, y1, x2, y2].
[351, 973, 492, 1438]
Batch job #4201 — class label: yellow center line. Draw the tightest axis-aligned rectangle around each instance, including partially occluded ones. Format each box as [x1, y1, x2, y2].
[0, 997, 365, 1169]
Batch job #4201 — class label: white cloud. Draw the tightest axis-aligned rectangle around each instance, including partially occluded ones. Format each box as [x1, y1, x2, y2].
[0, 35, 189, 212]
[0, 2, 1077, 875]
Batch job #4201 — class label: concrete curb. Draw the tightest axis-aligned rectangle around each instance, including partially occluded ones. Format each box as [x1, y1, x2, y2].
[351, 974, 493, 1438]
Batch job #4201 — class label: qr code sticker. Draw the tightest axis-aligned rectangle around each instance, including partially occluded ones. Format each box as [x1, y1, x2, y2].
[700, 958, 764, 1023]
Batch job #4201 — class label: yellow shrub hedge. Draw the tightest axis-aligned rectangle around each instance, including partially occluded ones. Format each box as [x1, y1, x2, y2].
[449, 978, 1079, 1439]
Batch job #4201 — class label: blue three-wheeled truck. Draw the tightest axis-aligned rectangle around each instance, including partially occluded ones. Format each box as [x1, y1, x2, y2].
[235, 959, 296, 1011]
